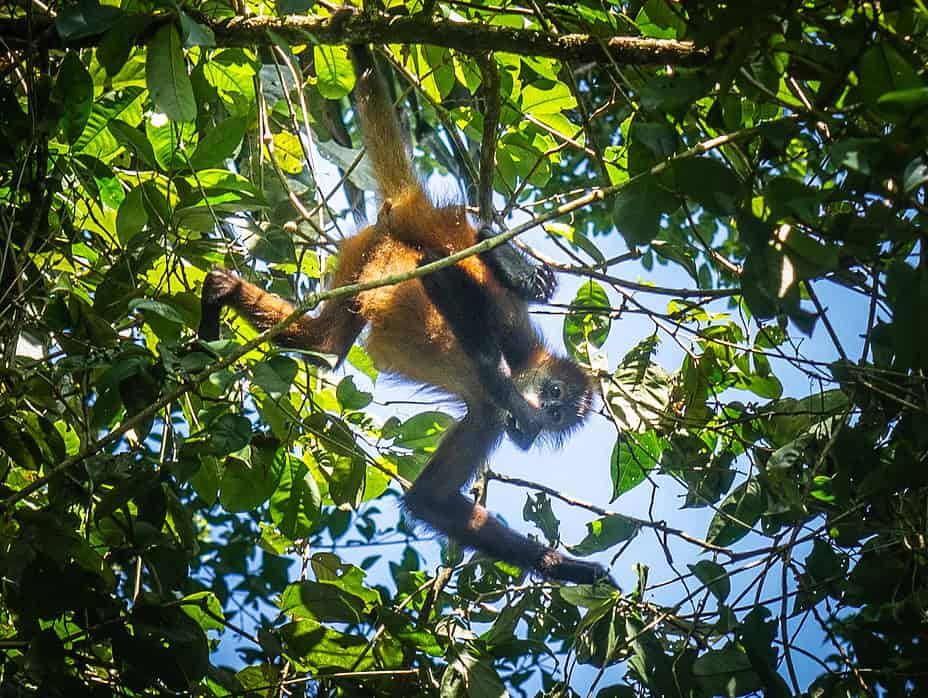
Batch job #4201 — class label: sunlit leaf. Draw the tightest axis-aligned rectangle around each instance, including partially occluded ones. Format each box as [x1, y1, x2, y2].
[146, 25, 196, 122]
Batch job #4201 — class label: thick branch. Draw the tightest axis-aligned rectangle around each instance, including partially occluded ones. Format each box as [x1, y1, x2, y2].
[476, 53, 501, 224]
[2, 9, 708, 66]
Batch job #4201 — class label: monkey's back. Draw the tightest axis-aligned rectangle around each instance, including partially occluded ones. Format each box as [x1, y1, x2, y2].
[332, 195, 521, 405]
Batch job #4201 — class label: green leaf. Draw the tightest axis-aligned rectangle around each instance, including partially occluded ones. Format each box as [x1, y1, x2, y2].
[829, 137, 881, 175]
[271, 131, 304, 174]
[270, 454, 321, 539]
[604, 338, 673, 434]
[347, 345, 378, 382]
[630, 119, 678, 158]
[629, 118, 677, 174]
[179, 11, 215, 48]
[277, 0, 312, 12]
[520, 81, 577, 136]
[736, 607, 790, 695]
[878, 86, 928, 110]
[219, 448, 283, 513]
[0, 418, 40, 470]
[388, 411, 454, 451]
[422, 45, 455, 100]
[857, 43, 923, 111]
[146, 104, 197, 171]
[764, 176, 821, 223]
[613, 175, 678, 246]
[314, 45, 355, 99]
[496, 130, 551, 189]
[336, 376, 373, 411]
[903, 157, 928, 194]
[188, 117, 246, 170]
[568, 515, 639, 556]
[108, 119, 157, 168]
[180, 591, 225, 632]
[442, 649, 508, 698]
[54, 53, 94, 143]
[210, 414, 253, 456]
[611, 431, 663, 499]
[523, 493, 560, 545]
[692, 645, 762, 697]
[97, 14, 151, 76]
[143, 545, 188, 590]
[236, 665, 280, 693]
[564, 281, 611, 358]
[638, 72, 711, 112]
[641, 0, 686, 36]
[74, 86, 145, 158]
[280, 619, 377, 671]
[795, 538, 846, 611]
[688, 560, 730, 602]
[280, 569, 378, 624]
[761, 389, 849, 445]
[706, 480, 764, 547]
[521, 82, 576, 115]
[671, 156, 744, 215]
[115, 185, 148, 244]
[328, 455, 365, 509]
[545, 222, 606, 265]
[252, 355, 298, 399]
[146, 25, 197, 122]
[129, 298, 184, 324]
[55, 0, 121, 41]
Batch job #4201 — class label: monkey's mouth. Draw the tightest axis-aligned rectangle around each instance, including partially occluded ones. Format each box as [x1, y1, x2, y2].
[505, 414, 536, 451]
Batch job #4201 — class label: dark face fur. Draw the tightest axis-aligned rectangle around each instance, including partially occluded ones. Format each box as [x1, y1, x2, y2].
[507, 356, 593, 450]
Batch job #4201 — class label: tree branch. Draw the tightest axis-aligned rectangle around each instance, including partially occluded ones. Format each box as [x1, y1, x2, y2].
[475, 53, 501, 225]
[2, 9, 708, 66]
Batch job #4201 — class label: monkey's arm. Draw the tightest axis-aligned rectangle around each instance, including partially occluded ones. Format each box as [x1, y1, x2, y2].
[417, 255, 546, 443]
[477, 226, 556, 303]
[199, 268, 364, 367]
[405, 404, 613, 585]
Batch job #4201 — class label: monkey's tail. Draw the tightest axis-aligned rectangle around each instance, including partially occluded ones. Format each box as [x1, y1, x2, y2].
[350, 45, 421, 202]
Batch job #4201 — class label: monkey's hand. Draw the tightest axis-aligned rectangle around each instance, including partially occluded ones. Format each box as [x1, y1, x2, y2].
[504, 397, 546, 451]
[477, 226, 557, 303]
[542, 552, 619, 587]
[199, 268, 241, 341]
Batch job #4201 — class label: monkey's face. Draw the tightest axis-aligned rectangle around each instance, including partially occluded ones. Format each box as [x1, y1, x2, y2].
[508, 359, 593, 450]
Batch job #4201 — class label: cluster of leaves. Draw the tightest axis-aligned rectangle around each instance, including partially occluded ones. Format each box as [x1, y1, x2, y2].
[1, 0, 927, 695]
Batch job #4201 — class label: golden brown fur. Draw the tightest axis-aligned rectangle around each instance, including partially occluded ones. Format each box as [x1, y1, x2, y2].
[197, 45, 608, 585]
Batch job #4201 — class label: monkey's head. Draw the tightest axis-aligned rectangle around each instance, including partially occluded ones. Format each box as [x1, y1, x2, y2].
[507, 355, 593, 450]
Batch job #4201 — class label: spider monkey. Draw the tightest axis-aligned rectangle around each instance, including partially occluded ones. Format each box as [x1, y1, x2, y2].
[199, 46, 611, 585]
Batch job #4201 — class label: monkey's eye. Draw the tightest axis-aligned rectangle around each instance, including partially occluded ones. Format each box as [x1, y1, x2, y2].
[548, 406, 563, 424]
[549, 383, 563, 399]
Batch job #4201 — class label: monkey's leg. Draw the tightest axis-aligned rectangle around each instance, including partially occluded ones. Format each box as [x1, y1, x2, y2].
[477, 226, 557, 303]
[417, 257, 544, 440]
[404, 406, 614, 586]
[199, 268, 365, 367]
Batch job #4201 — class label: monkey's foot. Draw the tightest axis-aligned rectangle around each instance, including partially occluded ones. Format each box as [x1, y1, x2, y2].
[476, 226, 557, 303]
[528, 263, 557, 302]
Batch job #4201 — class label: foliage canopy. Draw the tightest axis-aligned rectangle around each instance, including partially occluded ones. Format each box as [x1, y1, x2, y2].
[1, 0, 927, 696]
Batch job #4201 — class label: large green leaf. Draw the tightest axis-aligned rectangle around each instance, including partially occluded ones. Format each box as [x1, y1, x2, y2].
[146, 25, 196, 122]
